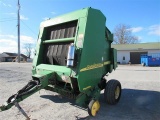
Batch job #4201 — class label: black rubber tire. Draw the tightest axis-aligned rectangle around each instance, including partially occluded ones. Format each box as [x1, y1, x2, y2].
[104, 79, 121, 105]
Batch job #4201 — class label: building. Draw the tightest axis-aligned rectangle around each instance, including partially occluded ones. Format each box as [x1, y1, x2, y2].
[111, 42, 160, 64]
[0, 52, 28, 62]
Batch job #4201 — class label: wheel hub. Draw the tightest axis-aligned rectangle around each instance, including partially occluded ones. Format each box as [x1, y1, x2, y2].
[91, 101, 100, 116]
[115, 86, 120, 99]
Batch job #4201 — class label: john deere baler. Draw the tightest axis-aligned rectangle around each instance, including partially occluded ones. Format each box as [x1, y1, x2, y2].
[0, 7, 121, 118]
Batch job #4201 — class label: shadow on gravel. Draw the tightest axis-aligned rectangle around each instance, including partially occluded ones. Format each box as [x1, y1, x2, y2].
[41, 89, 160, 120]
[40, 94, 75, 104]
[97, 89, 160, 120]
[40, 94, 87, 110]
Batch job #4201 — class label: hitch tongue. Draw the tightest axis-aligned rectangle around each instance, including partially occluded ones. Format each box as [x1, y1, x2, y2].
[0, 102, 8, 112]
[14, 102, 30, 120]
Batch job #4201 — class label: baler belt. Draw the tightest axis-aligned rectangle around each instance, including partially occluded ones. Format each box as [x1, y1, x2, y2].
[56, 44, 63, 65]
[49, 45, 54, 64]
[60, 44, 66, 66]
[52, 45, 58, 64]
[44, 20, 77, 65]
[45, 43, 70, 66]
[46, 20, 77, 40]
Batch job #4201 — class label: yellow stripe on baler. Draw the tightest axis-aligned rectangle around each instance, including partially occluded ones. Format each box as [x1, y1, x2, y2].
[80, 61, 111, 72]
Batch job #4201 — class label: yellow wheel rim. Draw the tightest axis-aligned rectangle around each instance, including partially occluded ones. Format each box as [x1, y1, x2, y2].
[91, 101, 100, 116]
[115, 86, 120, 99]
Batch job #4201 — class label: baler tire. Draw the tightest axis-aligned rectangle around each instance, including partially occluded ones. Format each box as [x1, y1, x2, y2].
[104, 79, 121, 105]
[88, 100, 100, 117]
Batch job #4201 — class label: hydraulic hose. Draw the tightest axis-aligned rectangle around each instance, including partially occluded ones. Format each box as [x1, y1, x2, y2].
[7, 80, 40, 104]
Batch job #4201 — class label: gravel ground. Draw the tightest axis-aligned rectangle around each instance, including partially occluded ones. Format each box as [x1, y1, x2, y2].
[0, 62, 160, 120]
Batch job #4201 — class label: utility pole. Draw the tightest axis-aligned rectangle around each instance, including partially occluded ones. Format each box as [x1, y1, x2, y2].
[17, 0, 20, 63]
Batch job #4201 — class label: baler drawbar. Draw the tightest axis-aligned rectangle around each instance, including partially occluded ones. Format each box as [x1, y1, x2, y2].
[0, 7, 121, 119]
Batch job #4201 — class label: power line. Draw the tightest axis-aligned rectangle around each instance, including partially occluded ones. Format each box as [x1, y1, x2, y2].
[0, 19, 37, 37]
[0, 19, 17, 22]
[0, 17, 17, 20]
[21, 20, 37, 36]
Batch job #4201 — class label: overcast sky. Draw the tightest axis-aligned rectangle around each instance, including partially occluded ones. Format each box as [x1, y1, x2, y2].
[0, 0, 160, 55]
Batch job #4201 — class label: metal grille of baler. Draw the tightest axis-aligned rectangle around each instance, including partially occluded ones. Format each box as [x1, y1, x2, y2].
[44, 42, 70, 65]
[44, 20, 78, 66]
[46, 20, 77, 39]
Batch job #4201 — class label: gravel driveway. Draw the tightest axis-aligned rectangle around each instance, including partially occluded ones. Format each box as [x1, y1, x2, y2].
[0, 63, 160, 120]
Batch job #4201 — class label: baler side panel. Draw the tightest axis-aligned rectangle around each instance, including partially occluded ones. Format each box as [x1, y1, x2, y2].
[77, 8, 110, 92]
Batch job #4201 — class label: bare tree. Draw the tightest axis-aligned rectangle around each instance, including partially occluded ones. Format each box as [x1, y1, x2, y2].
[24, 43, 32, 59]
[113, 24, 139, 44]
